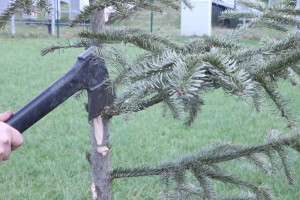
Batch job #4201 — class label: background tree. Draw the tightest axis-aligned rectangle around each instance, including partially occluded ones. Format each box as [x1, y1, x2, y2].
[1, 0, 300, 199]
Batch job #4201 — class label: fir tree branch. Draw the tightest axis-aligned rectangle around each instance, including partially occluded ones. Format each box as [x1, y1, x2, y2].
[111, 129, 300, 179]
[246, 154, 273, 175]
[41, 40, 89, 56]
[290, 65, 300, 76]
[79, 28, 181, 52]
[191, 166, 217, 199]
[252, 19, 289, 32]
[277, 147, 295, 185]
[105, 94, 164, 117]
[111, 129, 300, 199]
[0, 0, 50, 28]
[263, 11, 300, 26]
[261, 51, 300, 76]
[70, 0, 192, 26]
[256, 77, 294, 125]
[69, 1, 101, 27]
[0, 1, 17, 28]
[198, 165, 258, 191]
[237, 0, 267, 12]
[219, 10, 258, 20]
[203, 54, 255, 100]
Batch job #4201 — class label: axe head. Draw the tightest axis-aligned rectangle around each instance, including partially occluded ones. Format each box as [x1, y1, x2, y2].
[77, 46, 115, 120]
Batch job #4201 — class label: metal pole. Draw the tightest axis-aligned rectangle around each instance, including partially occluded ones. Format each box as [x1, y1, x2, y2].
[11, 14, 15, 36]
[51, 0, 55, 36]
[150, 0, 154, 33]
[56, 0, 59, 38]
[296, 0, 300, 30]
[233, 0, 237, 29]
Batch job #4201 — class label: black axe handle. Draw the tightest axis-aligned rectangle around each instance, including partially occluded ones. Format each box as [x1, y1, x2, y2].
[5, 48, 95, 133]
[6, 61, 83, 133]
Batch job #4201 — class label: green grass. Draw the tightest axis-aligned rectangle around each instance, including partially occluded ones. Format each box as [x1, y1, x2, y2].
[1, 10, 300, 200]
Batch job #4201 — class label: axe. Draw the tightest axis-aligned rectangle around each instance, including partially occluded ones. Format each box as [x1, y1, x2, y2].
[5, 46, 114, 133]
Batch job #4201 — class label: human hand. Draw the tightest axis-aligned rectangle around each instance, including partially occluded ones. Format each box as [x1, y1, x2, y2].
[0, 110, 23, 161]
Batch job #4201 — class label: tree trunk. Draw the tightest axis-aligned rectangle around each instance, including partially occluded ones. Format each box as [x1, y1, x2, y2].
[91, 116, 111, 200]
[88, 1, 111, 200]
[90, 0, 105, 47]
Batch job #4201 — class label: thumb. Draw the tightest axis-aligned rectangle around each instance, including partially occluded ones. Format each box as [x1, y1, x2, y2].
[0, 110, 13, 122]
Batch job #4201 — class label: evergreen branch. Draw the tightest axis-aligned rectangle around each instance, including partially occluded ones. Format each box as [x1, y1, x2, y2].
[0, 1, 17, 28]
[255, 185, 277, 200]
[254, 77, 294, 125]
[105, 52, 209, 121]
[276, 7, 300, 15]
[0, 0, 50, 28]
[203, 36, 241, 50]
[155, 0, 180, 10]
[126, 50, 180, 83]
[265, 149, 279, 174]
[236, 32, 300, 61]
[247, 154, 273, 175]
[263, 11, 300, 26]
[181, 39, 207, 54]
[261, 51, 300, 76]
[285, 68, 298, 85]
[183, 95, 204, 126]
[104, 47, 130, 68]
[111, 129, 300, 178]
[70, 0, 190, 26]
[40, 40, 89, 56]
[105, 94, 164, 117]
[203, 54, 255, 100]
[251, 83, 264, 113]
[252, 19, 289, 32]
[102, 48, 132, 89]
[191, 166, 217, 199]
[79, 28, 181, 52]
[199, 165, 258, 191]
[264, 130, 281, 173]
[163, 97, 185, 121]
[159, 184, 203, 200]
[237, 0, 267, 11]
[219, 194, 256, 200]
[111, 130, 300, 199]
[290, 65, 300, 76]
[219, 10, 258, 20]
[36, 0, 52, 13]
[69, 2, 101, 26]
[277, 148, 295, 185]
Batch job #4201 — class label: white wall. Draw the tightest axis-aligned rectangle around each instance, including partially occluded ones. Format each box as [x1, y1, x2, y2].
[181, 0, 212, 36]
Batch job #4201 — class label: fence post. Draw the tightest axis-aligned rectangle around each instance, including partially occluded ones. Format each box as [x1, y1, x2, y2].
[11, 14, 15, 36]
[51, 0, 55, 36]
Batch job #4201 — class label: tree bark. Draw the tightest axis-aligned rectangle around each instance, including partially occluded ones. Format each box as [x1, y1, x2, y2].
[88, 1, 111, 200]
[89, 0, 105, 47]
[91, 116, 111, 200]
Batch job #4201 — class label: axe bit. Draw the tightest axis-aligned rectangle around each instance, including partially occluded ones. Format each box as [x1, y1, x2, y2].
[5, 46, 114, 133]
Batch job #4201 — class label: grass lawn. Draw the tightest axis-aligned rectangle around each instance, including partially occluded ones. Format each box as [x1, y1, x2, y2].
[1, 10, 300, 200]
